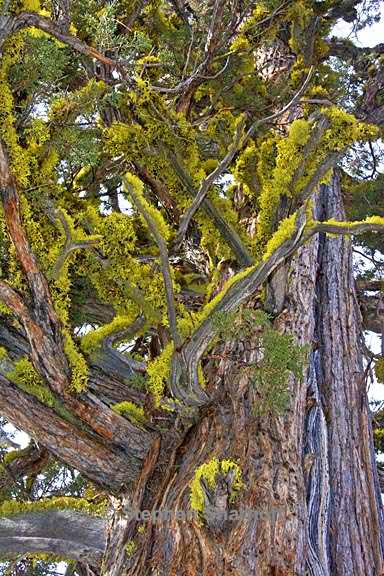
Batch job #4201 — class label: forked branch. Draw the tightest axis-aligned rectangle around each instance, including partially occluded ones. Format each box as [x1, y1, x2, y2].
[170, 210, 384, 405]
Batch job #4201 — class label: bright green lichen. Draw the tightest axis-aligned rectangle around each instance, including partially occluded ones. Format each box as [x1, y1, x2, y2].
[112, 401, 146, 426]
[197, 265, 255, 326]
[3, 446, 31, 465]
[6, 357, 57, 407]
[0, 496, 106, 518]
[0, 34, 31, 188]
[6, 356, 81, 423]
[146, 342, 174, 406]
[22, 0, 41, 11]
[81, 314, 140, 355]
[125, 540, 136, 557]
[262, 212, 298, 261]
[63, 330, 88, 393]
[321, 215, 384, 230]
[123, 172, 171, 241]
[190, 458, 243, 514]
[255, 119, 311, 247]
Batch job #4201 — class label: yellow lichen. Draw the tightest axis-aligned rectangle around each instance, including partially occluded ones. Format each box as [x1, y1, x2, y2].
[112, 401, 146, 426]
[0, 496, 106, 518]
[190, 458, 243, 514]
[146, 342, 174, 406]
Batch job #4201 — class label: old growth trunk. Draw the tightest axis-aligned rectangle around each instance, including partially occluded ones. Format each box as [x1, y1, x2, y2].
[101, 174, 384, 576]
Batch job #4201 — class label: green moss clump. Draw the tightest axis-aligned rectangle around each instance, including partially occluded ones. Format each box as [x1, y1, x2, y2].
[3, 446, 31, 465]
[81, 314, 140, 355]
[125, 540, 136, 557]
[6, 357, 80, 424]
[262, 212, 298, 261]
[63, 330, 88, 393]
[146, 342, 174, 406]
[7, 357, 56, 407]
[123, 172, 171, 241]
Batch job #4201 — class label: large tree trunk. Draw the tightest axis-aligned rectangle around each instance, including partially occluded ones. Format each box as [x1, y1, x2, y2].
[100, 173, 384, 576]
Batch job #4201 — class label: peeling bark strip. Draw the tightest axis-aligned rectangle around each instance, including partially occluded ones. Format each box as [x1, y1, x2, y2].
[0, 510, 106, 563]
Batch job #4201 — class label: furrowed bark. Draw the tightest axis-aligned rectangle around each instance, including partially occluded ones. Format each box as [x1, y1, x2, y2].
[0, 141, 156, 491]
[0, 372, 141, 490]
[309, 179, 384, 574]
[0, 141, 71, 394]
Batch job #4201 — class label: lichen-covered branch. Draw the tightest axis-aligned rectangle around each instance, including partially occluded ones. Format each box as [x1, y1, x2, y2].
[1, 12, 119, 69]
[51, 209, 100, 280]
[173, 67, 313, 248]
[168, 151, 254, 266]
[123, 173, 182, 349]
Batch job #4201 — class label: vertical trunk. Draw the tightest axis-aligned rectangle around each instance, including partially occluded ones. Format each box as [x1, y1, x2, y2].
[308, 178, 384, 575]
[102, 173, 384, 575]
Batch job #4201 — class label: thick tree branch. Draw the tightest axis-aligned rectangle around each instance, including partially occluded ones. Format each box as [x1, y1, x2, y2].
[0, 141, 71, 394]
[0, 281, 70, 394]
[0, 510, 106, 564]
[0, 372, 141, 489]
[0, 12, 119, 69]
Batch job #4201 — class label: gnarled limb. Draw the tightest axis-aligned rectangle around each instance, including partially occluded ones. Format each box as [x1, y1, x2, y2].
[0, 372, 141, 489]
[124, 176, 182, 349]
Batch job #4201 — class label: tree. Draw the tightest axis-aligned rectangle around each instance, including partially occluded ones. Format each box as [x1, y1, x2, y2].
[0, 0, 384, 573]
